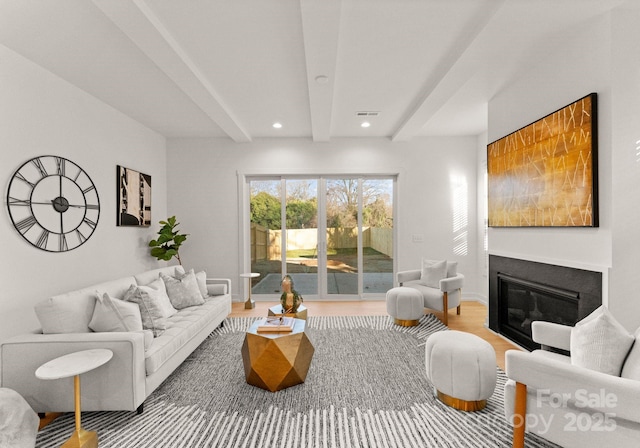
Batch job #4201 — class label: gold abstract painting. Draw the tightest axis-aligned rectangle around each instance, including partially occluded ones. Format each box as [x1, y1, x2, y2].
[487, 93, 598, 227]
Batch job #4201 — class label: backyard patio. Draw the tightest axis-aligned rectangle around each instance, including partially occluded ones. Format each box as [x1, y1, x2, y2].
[250, 247, 393, 295]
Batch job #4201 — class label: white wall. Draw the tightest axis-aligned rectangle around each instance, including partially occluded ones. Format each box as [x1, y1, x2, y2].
[486, 10, 640, 330]
[609, 5, 640, 330]
[476, 132, 489, 300]
[0, 45, 167, 341]
[167, 137, 481, 302]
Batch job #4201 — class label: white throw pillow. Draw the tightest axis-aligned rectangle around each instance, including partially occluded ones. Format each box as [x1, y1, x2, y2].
[34, 293, 95, 334]
[420, 259, 448, 288]
[123, 284, 168, 337]
[89, 292, 143, 332]
[160, 269, 205, 309]
[195, 271, 209, 299]
[147, 278, 178, 318]
[445, 261, 457, 277]
[570, 306, 634, 376]
[621, 328, 640, 381]
[422, 258, 457, 277]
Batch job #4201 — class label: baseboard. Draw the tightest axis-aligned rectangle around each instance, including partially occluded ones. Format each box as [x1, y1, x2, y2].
[461, 294, 487, 306]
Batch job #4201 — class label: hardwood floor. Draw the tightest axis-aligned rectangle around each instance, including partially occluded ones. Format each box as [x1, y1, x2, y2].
[231, 300, 521, 370]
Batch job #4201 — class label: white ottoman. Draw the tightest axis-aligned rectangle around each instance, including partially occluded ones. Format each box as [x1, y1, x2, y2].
[425, 330, 497, 411]
[386, 286, 423, 326]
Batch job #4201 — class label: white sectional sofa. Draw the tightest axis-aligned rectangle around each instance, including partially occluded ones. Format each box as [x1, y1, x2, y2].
[0, 265, 231, 414]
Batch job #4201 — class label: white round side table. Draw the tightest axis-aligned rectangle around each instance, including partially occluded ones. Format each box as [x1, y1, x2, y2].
[240, 272, 260, 309]
[36, 349, 113, 448]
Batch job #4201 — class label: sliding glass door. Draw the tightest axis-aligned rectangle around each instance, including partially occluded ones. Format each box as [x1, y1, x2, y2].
[325, 177, 394, 297]
[249, 176, 394, 300]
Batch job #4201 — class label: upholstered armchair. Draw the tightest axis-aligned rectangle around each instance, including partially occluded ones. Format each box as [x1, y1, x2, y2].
[396, 260, 464, 326]
[505, 312, 640, 448]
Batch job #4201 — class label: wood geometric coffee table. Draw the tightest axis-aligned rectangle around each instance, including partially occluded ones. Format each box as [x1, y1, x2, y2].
[241, 318, 314, 392]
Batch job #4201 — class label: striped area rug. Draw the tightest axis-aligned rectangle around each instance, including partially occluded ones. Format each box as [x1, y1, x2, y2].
[35, 315, 558, 448]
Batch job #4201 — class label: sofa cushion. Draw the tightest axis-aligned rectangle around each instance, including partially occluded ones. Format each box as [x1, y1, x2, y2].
[570, 306, 634, 376]
[123, 284, 168, 337]
[144, 296, 230, 375]
[89, 292, 143, 332]
[160, 270, 205, 309]
[34, 276, 135, 334]
[420, 259, 447, 288]
[207, 283, 227, 296]
[621, 328, 640, 381]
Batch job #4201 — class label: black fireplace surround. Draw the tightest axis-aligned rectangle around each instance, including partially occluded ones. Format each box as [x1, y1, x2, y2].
[489, 255, 602, 351]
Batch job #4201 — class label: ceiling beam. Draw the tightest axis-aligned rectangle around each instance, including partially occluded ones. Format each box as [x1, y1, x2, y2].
[299, 0, 342, 142]
[92, 0, 251, 142]
[391, 0, 506, 142]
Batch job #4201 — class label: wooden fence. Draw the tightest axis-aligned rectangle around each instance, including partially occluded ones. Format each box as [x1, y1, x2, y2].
[251, 223, 392, 261]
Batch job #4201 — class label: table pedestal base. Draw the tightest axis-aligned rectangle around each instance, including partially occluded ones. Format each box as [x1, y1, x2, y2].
[241, 273, 259, 310]
[61, 428, 98, 448]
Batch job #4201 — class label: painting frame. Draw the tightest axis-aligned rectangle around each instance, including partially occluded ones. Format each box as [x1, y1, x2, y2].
[117, 165, 151, 227]
[487, 93, 598, 228]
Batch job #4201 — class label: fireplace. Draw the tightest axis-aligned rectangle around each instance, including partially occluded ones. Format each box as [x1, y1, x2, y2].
[498, 274, 579, 350]
[489, 255, 602, 350]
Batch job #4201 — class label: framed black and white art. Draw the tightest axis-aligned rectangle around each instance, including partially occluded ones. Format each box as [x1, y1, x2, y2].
[117, 165, 151, 226]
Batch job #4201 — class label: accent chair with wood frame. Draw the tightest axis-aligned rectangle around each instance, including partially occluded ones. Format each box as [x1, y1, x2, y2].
[505, 319, 640, 448]
[396, 260, 463, 326]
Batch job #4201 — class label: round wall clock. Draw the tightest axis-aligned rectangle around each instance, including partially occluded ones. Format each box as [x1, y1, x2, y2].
[7, 155, 100, 252]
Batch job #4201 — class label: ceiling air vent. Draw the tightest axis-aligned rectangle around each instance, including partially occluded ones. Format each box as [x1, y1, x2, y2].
[355, 111, 380, 117]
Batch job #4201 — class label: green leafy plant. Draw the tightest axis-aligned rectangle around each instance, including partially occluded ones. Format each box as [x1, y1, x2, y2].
[149, 216, 188, 265]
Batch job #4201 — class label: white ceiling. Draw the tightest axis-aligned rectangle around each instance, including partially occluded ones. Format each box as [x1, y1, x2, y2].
[0, 0, 626, 142]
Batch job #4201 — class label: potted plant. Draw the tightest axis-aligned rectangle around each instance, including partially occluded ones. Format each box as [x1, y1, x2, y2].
[149, 216, 188, 265]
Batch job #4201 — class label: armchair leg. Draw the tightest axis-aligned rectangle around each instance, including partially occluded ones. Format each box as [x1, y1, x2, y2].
[513, 382, 527, 448]
[442, 292, 448, 326]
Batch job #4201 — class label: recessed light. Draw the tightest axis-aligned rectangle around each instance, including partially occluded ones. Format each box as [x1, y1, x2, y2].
[272, 122, 283, 129]
[361, 121, 371, 128]
[315, 75, 329, 84]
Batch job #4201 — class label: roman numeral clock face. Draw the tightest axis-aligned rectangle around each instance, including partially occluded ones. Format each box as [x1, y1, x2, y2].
[7, 156, 100, 252]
